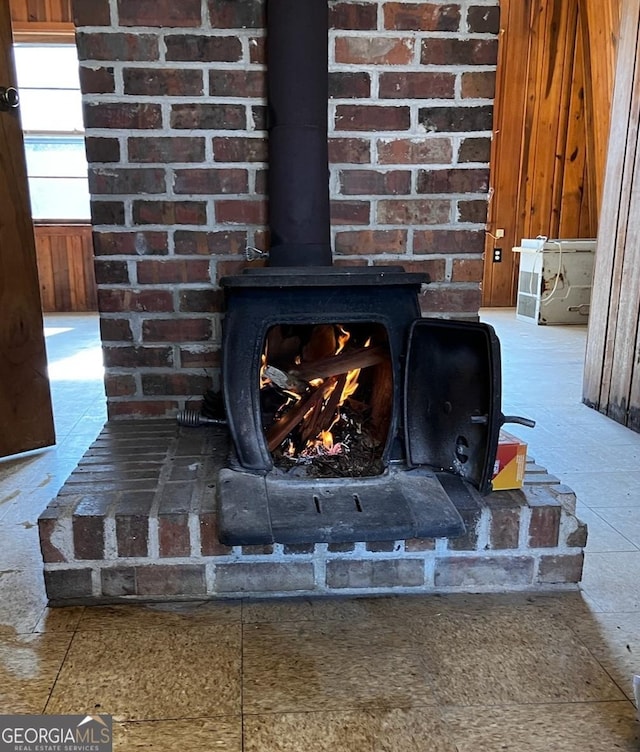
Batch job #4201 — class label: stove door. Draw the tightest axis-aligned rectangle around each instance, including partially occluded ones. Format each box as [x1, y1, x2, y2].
[404, 319, 501, 492]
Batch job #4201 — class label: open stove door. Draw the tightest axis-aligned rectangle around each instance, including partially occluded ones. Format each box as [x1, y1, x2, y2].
[404, 319, 502, 493]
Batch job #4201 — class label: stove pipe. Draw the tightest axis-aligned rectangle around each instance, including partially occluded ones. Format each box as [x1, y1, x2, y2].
[266, 0, 333, 267]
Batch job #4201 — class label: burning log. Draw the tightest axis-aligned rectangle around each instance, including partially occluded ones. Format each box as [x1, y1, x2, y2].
[291, 345, 387, 382]
[266, 377, 338, 451]
[300, 372, 348, 443]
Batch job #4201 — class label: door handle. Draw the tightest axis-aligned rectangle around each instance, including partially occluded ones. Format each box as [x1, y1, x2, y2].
[0, 86, 20, 110]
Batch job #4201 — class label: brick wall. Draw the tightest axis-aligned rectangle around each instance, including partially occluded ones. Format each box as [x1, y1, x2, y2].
[73, 0, 499, 418]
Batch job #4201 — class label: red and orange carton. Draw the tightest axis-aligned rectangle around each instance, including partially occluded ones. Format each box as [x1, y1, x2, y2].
[491, 430, 527, 490]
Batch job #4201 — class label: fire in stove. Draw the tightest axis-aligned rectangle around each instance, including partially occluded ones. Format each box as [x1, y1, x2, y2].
[259, 323, 392, 477]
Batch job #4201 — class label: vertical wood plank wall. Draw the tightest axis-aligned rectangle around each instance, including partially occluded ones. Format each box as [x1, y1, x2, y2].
[483, 0, 619, 306]
[583, 0, 640, 432]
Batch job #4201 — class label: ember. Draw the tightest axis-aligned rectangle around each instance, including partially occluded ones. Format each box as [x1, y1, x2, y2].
[260, 323, 391, 477]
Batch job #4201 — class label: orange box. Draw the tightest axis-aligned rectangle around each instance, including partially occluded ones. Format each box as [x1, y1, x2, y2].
[492, 430, 527, 490]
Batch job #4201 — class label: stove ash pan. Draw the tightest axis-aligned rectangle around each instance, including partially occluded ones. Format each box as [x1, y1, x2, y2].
[217, 266, 513, 546]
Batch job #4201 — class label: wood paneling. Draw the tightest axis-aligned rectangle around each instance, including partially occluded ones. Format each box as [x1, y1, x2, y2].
[483, 0, 620, 306]
[34, 224, 98, 312]
[583, 0, 640, 432]
[9, 0, 74, 39]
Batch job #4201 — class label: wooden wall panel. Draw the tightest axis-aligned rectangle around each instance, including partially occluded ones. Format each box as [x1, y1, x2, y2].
[34, 224, 97, 312]
[9, 0, 74, 38]
[583, 0, 640, 431]
[483, 0, 619, 306]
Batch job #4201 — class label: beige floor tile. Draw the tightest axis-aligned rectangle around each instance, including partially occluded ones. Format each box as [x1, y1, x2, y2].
[443, 701, 640, 752]
[34, 606, 85, 633]
[47, 624, 241, 721]
[242, 620, 436, 714]
[0, 631, 73, 714]
[77, 600, 242, 630]
[113, 717, 242, 751]
[410, 608, 624, 706]
[243, 708, 457, 752]
[580, 552, 640, 612]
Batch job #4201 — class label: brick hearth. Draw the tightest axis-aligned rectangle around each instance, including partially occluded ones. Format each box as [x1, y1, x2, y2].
[38, 420, 587, 605]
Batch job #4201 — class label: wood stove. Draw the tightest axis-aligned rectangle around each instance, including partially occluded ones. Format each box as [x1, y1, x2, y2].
[215, 0, 530, 545]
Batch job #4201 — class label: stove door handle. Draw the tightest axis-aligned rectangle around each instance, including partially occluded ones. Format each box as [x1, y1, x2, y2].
[501, 414, 536, 429]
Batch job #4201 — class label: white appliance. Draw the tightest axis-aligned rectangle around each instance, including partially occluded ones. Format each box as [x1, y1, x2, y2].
[513, 237, 596, 324]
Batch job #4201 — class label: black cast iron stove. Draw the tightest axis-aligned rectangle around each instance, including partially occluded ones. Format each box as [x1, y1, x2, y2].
[216, 0, 524, 545]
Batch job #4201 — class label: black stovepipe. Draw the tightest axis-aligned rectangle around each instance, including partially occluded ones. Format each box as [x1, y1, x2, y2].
[266, 0, 333, 267]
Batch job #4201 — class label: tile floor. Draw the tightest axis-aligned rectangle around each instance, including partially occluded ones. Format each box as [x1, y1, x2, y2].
[0, 309, 639, 750]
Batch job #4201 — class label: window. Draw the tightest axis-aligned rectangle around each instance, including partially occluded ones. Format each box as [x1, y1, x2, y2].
[13, 44, 90, 221]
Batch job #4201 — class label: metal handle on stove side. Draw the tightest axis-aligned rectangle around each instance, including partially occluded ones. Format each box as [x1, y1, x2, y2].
[501, 414, 536, 429]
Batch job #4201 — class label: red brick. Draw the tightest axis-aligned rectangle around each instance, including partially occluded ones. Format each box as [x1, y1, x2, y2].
[418, 105, 494, 133]
[421, 38, 498, 66]
[330, 2, 377, 29]
[89, 167, 166, 195]
[209, 70, 266, 98]
[213, 137, 267, 162]
[377, 199, 450, 225]
[173, 168, 248, 195]
[419, 285, 482, 315]
[384, 257, 445, 281]
[118, 0, 202, 27]
[383, 2, 460, 31]
[326, 559, 424, 588]
[329, 72, 371, 99]
[85, 137, 120, 163]
[159, 514, 191, 557]
[76, 32, 159, 61]
[377, 137, 452, 165]
[180, 346, 221, 368]
[142, 373, 211, 397]
[489, 507, 520, 549]
[215, 199, 267, 225]
[529, 507, 561, 548]
[116, 514, 149, 557]
[216, 259, 256, 278]
[340, 169, 410, 195]
[254, 169, 267, 194]
[165, 34, 242, 62]
[137, 259, 210, 285]
[537, 553, 584, 584]
[73, 516, 105, 560]
[335, 37, 414, 65]
[142, 318, 212, 342]
[335, 229, 407, 255]
[414, 229, 485, 254]
[468, 5, 501, 34]
[124, 68, 203, 96]
[135, 565, 205, 596]
[108, 400, 179, 418]
[129, 137, 205, 164]
[329, 138, 371, 164]
[132, 201, 207, 225]
[84, 102, 162, 130]
[103, 346, 174, 368]
[459, 137, 492, 163]
[73, 0, 111, 26]
[330, 200, 371, 225]
[79, 66, 115, 94]
[170, 103, 245, 130]
[404, 538, 436, 552]
[179, 289, 224, 313]
[104, 374, 137, 397]
[100, 318, 133, 341]
[174, 230, 247, 255]
[462, 71, 497, 99]
[208, 0, 265, 28]
[245, 34, 264, 62]
[435, 556, 535, 588]
[380, 72, 455, 100]
[94, 259, 129, 284]
[38, 518, 67, 563]
[458, 200, 488, 224]
[336, 105, 410, 132]
[199, 512, 232, 556]
[98, 289, 174, 313]
[452, 257, 484, 283]
[93, 231, 168, 256]
[417, 168, 490, 194]
[91, 201, 125, 225]
[252, 105, 267, 130]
